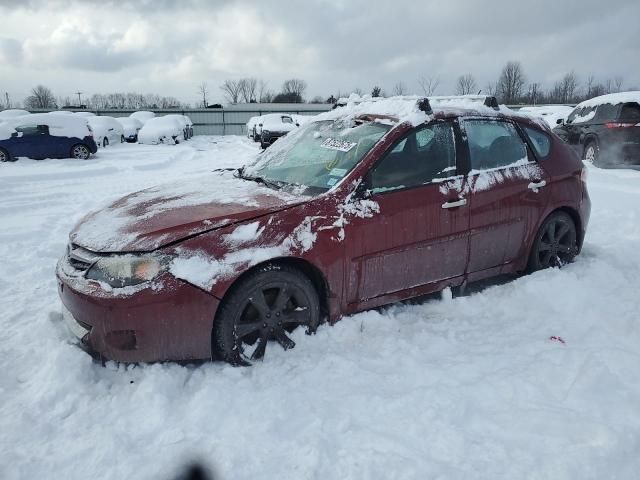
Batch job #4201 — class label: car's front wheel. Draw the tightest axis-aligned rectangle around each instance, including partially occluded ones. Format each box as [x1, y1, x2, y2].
[0, 147, 13, 162]
[71, 144, 90, 160]
[214, 264, 320, 365]
[527, 211, 578, 272]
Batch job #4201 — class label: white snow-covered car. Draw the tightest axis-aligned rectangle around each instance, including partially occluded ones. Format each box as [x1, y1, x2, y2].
[88, 116, 125, 148]
[0, 109, 31, 121]
[74, 111, 96, 118]
[116, 117, 143, 143]
[259, 113, 298, 148]
[518, 105, 574, 128]
[163, 114, 193, 140]
[130, 111, 155, 126]
[246, 116, 261, 140]
[137, 116, 184, 145]
[292, 114, 313, 126]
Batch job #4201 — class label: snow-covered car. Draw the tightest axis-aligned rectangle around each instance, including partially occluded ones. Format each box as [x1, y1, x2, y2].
[57, 95, 590, 364]
[0, 113, 97, 161]
[292, 114, 314, 126]
[553, 91, 640, 167]
[88, 116, 125, 148]
[246, 115, 261, 140]
[74, 111, 96, 118]
[518, 105, 574, 128]
[163, 114, 192, 140]
[116, 117, 143, 143]
[137, 116, 184, 145]
[130, 111, 155, 126]
[259, 113, 298, 148]
[0, 109, 31, 121]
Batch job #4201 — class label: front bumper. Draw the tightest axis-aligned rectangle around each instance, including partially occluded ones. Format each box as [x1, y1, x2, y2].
[56, 256, 220, 363]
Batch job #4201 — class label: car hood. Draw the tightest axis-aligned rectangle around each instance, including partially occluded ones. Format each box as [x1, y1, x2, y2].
[70, 172, 304, 253]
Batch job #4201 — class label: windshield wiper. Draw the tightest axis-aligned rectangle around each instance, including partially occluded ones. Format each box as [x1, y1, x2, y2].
[235, 167, 282, 190]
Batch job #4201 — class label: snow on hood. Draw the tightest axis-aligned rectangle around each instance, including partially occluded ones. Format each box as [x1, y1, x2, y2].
[70, 172, 304, 253]
[0, 122, 16, 141]
[577, 91, 640, 108]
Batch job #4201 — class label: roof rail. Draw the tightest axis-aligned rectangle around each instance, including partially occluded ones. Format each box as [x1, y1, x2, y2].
[417, 98, 432, 114]
[429, 95, 500, 110]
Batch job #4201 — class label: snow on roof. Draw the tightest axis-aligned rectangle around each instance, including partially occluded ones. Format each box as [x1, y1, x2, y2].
[2, 113, 90, 139]
[320, 94, 507, 127]
[577, 91, 640, 108]
[0, 109, 31, 120]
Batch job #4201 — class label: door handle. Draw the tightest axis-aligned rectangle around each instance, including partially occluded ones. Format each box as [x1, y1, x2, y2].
[528, 180, 547, 192]
[441, 198, 467, 209]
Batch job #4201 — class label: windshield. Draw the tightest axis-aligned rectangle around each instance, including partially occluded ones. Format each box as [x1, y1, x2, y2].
[244, 119, 391, 194]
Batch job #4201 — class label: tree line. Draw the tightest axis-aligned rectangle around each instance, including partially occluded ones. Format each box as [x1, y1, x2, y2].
[2, 65, 636, 112]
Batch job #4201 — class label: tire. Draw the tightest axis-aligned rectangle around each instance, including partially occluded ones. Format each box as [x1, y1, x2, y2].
[0, 147, 13, 162]
[103, 137, 109, 148]
[527, 211, 578, 272]
[70, 144, 90, 160]
[121, 135, 125, 143]
[214, 264, 320, 365]
[582, 140, 599, 166]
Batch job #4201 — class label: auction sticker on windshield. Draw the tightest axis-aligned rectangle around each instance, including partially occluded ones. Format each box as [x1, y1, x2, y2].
[320, 138, 357, 152]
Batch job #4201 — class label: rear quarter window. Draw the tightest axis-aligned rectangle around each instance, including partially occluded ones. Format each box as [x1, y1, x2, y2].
[523, 127, 551, 158]
[619, 103, 640, 123]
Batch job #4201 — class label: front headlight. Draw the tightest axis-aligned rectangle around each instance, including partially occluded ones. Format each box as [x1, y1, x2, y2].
[86, 254, 170, 288]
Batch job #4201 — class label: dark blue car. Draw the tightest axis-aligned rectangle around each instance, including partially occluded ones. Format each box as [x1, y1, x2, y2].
[0, 113, 98, 162]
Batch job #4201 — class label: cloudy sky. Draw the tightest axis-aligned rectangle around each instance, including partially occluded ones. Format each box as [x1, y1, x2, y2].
[1, 0, 639, 106]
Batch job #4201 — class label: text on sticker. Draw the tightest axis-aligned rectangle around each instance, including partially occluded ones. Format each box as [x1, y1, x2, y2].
[320, 138, 357, 152]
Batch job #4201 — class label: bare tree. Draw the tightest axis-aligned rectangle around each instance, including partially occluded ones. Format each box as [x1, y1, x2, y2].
[352, 87, 364, 96]
[484, 82, 497, 96]
[455, 74, 477, 95]
[281, 79, 307, 102]
[392, 81, 408, 96]
[197, 82, 208, 108]
[526, 82, 541, 104]
[417, 76, 440, 96]
[257, 79, 269, 103]
[220, 80, 243, 104]
[371, 86, 382, 97]
[238, 78, 258, 103]
[614, 76, 624, 93]
[24, 85, 56, 109]
[497, 61, 526, 104]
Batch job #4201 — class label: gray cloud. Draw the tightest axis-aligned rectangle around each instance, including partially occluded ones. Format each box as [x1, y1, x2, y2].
[0, 0, 638, 105]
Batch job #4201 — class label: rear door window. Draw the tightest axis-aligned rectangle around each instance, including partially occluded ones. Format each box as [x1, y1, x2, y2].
[15, 124, 42, 136]
[523, 127, 551, 158]
[463, 120, 528, 171]
[618, 103, 640, 123]
[594, 104, 619, 123]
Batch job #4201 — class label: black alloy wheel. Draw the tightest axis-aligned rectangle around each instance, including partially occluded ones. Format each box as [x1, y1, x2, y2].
[528, 211, 578, 271]
[214, 264, 320, 365]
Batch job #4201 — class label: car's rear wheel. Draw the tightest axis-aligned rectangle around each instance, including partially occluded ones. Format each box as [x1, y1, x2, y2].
[103, 137, 109, 148]
[583, 140, 599, 166]
[71, 144, 90, 160]
[0, 147, 13, 162]
[527, 211, 578, 272]
[214, 264, 320, 365]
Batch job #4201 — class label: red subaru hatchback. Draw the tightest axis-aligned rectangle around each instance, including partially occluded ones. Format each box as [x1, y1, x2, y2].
[57, 95, 590, 364]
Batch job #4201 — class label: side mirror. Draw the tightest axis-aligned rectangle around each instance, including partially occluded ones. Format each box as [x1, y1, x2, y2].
[11, 132, 19, 138]
[556, 118, 564, 125]
[296, 123, 300, 127]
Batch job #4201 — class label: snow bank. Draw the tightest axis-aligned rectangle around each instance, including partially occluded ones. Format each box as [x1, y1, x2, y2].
[1, 136, 640, 480]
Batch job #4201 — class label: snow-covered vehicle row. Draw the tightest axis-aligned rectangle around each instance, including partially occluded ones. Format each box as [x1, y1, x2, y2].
[56, 95, 590, 364]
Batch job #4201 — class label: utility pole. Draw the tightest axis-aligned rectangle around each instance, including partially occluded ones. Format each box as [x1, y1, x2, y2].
[74, 91, 83, 106]
[4, 92, 9, 109]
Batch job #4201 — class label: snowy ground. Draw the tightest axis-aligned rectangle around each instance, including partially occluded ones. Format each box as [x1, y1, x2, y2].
[1, 136, 639, 480]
